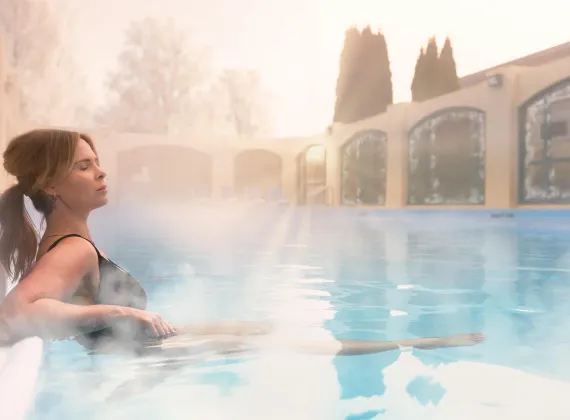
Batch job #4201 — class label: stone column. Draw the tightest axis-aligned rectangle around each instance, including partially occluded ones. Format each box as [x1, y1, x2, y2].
[483, 74, 518, 208]
[325, 143, 340, 206]
[212, 151, 234, 199]
[384, 104, 409, 208]
[384, 128, 407, 208]
[281, 154, 297, 203]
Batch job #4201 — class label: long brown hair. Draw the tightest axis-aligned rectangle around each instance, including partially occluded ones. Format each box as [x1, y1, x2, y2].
[0, 129, 96, 282]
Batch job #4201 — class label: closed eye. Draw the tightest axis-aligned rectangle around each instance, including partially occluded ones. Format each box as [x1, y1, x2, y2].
[75, 158, 99, 171]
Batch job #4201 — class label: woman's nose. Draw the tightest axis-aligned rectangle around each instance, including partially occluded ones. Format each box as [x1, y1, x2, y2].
[96, 167, 106, 179]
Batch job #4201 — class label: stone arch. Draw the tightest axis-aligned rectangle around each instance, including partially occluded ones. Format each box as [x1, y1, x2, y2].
[407, 107, 486, 205]
[518, 77, 570, 203]
[233, 149, 282, 199]
[296, 144, 327, 205]
[340, 130, 388, 205]
[117, 145, 212, 203]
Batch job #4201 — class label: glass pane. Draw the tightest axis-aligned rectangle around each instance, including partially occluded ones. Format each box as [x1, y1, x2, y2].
[340, 131, 388, 205]
[408, 109, 486, 205]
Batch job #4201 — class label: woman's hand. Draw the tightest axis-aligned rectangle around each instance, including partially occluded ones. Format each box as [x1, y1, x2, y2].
[117, 308, 177, 340]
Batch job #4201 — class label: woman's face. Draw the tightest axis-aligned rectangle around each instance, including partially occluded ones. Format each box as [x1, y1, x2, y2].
[50, 139, 108, 213]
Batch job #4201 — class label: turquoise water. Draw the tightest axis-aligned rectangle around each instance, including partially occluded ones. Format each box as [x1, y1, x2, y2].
[27, 206, 570, 419]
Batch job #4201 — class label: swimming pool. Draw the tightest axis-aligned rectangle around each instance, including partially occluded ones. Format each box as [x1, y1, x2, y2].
[26, 205, 570, 419]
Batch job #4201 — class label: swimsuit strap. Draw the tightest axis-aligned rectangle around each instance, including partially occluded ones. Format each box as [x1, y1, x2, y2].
[46, 234, 102, 258]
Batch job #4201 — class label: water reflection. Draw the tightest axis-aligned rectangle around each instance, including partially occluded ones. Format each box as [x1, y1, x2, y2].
[30, 206, 570, 419]
[324, 220, 393, 400]
[315, 210, 570, 414]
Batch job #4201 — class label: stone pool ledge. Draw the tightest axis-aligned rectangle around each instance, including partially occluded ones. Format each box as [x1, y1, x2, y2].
[0, 272, 44, 420]
[0, 336, 44, 420]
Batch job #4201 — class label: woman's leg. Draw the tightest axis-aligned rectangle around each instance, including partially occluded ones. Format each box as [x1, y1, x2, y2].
[173, 323, 485, 354]
[148, 332, 485, 357]
[175, 321, 273, 336]
[318, 332, 485, 355]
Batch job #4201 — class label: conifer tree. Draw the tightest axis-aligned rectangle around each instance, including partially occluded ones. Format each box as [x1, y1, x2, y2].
[373, 29, 393, 115]
[411, 36, 460, 101]
[438, 36, 460, 95]
[333, 27, 393, 123]
[333, 26, 362, 123]
[423, 37, 440, 100]
[411, 48, 427, 101]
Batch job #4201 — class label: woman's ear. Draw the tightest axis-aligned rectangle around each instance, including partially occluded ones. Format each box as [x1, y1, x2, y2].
[42, 185, 57, 196]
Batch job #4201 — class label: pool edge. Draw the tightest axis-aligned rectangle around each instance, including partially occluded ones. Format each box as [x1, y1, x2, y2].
[0, 271, 44, 420]
[0, 337, 44, 419]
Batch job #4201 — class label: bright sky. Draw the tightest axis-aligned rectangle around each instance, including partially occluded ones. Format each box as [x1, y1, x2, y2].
[66, 0, 569, 137]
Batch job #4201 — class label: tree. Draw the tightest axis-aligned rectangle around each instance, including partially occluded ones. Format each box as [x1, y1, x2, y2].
[96, 17, 209, 134]
[410, 36, 460, 101]
[216, 69, 273, 138]
[333, 26, 393, 124]
[357, 27, 393, 118]
[423, 37, 440, 100]
[438, 37, 460, 95]
[333, 26, 361, 123]
[0, 0, 86, 126]
[373, 29, 393, 115]
[411, 48, 426, 101]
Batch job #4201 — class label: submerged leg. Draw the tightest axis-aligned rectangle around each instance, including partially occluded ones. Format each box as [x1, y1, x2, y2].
[175, 321, 273, 336]
[315, 333, 486, 356]
[154, 332, 485, 356]
[151, 332, 485, 356]
[108, 331, 485, 358]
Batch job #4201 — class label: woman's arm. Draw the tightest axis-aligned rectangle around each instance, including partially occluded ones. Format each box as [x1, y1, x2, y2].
[0, 299, 128, 341]
[0, 237, 127, 341]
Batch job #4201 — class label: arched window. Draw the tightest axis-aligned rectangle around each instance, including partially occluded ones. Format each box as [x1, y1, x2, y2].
[408, 108, 486, 205]
[519, 78, 570, 203]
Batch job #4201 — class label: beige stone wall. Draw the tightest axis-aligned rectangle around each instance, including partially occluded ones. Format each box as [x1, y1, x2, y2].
[329, 55, 570, 209]
[1, 33, 569, 208]
[86, 131, 326, 204]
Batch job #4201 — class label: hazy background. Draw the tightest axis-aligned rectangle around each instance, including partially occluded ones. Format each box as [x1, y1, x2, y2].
[2, 0, 569, 136]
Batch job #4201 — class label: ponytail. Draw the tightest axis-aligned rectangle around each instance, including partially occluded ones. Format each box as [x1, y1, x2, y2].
[0, 184, 38, 283]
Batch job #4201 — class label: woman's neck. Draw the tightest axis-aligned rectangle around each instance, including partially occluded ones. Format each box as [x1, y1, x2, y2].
[43, 208, 91, 240]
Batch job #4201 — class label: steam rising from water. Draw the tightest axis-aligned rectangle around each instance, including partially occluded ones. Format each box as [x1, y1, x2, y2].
[9, 205, 570, 419]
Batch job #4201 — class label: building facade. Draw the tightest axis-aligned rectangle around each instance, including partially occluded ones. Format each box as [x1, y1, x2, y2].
[1, 37, 569, 208]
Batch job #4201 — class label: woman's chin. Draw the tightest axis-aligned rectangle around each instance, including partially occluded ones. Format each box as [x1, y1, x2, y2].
[93, 197, 109, 209]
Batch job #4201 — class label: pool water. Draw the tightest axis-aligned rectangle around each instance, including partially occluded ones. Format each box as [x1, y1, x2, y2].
[27, 206, 570, 420]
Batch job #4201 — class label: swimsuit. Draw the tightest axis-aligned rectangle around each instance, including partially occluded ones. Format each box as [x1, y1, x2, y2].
[46, 234, 148, 348]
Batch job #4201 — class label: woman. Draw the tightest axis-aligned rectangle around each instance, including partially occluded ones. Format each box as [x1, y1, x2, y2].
[0, 129, 484, 356]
